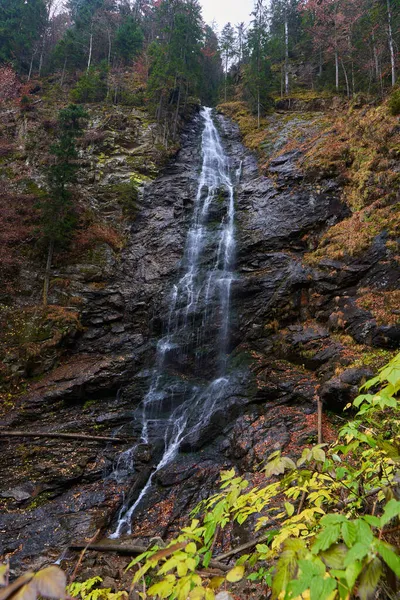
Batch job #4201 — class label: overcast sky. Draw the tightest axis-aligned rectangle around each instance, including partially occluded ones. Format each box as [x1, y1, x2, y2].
[200, 0, 254, 31]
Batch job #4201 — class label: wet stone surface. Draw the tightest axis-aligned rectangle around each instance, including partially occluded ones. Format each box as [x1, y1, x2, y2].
[1, 108, 399, 574]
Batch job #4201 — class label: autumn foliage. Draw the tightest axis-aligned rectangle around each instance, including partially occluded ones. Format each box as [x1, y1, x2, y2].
[0, 65, 21, 102]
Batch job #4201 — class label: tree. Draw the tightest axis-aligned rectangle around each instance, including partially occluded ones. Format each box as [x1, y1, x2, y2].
[200, 24, 223, 107]
[0, 0, 47, 72]
[219, 22, 236, 101]
[386, 0, 396, 86]
[40, 104, 88, 306]
[245, 0, 270, 124]
[115, 15, 144, 64]
[147, 0, 203, 137]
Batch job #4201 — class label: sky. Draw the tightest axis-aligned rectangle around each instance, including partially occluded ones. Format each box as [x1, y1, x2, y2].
[200, 0, 254, 31]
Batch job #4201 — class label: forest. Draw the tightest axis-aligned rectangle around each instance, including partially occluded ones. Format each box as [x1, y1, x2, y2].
[1, 0, 399, 121]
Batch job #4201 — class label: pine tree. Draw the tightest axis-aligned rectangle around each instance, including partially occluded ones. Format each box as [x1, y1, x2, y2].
[220, 22, 237, 101]
[40, 104, 88, 306]
[115, 16, 144, 64]
[0, 0, 47, 72]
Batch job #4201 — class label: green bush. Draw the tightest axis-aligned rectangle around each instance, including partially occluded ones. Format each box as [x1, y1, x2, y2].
[71, 67, 108, 103]
[388, 89, 400, 116]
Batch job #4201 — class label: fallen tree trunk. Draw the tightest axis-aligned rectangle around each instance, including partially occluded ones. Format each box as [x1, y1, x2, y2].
[69, 543, 230, 572]
[0, 430, 132, 444]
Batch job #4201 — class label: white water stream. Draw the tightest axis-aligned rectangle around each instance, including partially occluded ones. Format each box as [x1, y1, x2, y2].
[111, 107, 240, 537]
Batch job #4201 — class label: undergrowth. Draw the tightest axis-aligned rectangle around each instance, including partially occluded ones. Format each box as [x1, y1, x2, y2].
[125, 353, 400, 599]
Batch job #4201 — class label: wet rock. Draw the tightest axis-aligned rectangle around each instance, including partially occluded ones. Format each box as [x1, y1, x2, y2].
[320, 367, 373, 412]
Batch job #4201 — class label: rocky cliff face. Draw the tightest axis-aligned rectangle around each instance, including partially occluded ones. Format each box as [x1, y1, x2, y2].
[0, 99, 399, 577]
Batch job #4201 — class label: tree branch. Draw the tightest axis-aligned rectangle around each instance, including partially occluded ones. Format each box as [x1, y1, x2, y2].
[0, 430, 133, 444]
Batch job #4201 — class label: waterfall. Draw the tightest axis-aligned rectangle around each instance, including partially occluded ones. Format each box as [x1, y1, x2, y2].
[111, 107, 239, 538]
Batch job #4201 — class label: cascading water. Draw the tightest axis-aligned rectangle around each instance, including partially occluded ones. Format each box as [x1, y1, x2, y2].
[111, 107, 240, 538]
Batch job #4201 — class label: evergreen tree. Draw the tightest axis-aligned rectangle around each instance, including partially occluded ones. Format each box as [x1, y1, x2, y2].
[147, 0, 203, 136]
[115, 16, 144, 64]
[220, 22, 236, 101]
[0, 0, 47, 72]
[200, 25, 223, 106]
[40, 104, 88, 306]
[245, 0, 270, 124]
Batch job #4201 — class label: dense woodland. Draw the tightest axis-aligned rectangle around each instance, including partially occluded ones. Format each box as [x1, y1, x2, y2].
[1, 0, 399, 121]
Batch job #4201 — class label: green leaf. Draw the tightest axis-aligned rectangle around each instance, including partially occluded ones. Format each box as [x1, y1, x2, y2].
[320, 514, 346, 526]
[312, 525, 341, 553]
[310, 575, 337, 600]
[284, 502, 295, 517]
[297, 559, 325, 578]
[357, 558, 382, 600]
[203, 551, 212, 569]
[271, 548, 297, 598]
[380, 499, 400, 527]
[361, 376, 380, 391]
[226, 566, 245, 583]
[355, 519, 373, 546]
[362, 515, 381, 528]
[345, 560, 362, 588]
[312, 448, 326, 463]
[376, 542, 400, 577]
[343, 543, 370, 567]
[385, 365, 400, 388]
[320, 543, 348, 569]
[341, 521, 357, 548]
[186, 542, 197, 554]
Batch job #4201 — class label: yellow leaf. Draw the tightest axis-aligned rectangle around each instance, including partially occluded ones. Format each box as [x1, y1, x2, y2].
[209, 577, 225, 590]
[32, 566, 66, 599]
[186, 542, 197, 554]
[226, 565, 245, 583]
[205, 589, 215, 600]
[177, 562, 188, 577]
[284, 502, 295, 517]
[189, 587, 205, 600]
[0, 565, 8, 587]
[186, 557, 197, 572]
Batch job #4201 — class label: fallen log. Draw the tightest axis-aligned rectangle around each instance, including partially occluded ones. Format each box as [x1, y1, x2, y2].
[0, 430, 133, 444]
[69, 543, 230, 572]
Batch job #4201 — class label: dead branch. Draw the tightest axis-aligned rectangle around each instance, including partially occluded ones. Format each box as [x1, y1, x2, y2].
[0, 430, 132, 444]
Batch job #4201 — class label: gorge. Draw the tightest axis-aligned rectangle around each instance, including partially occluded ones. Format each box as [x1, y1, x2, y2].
[0, 96, 399, 591]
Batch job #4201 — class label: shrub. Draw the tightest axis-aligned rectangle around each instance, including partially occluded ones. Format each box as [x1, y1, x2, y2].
[71, 68, 108, 103]
[388, 89, 400, 116]
[0, 65, 20, 102]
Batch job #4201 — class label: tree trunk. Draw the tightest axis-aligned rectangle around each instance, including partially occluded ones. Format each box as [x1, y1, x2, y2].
[340, 58, 350, 97]
[317, 396, 323, 444]
[107, 29, 112, 66]
[173, 83, 181, 139]
[38, 31, 47, 77]
[386, 0, 396, 86]
[284, 9, 289, 95]
[257, 87, 260, 129]
[28, 51, 35, 81]
[61, 57, 67, 86]
[43, 239, 54, 307]
[87, 31, 93, 73]
[224, 53, 228, 102]
[335, 51, 339, 92]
